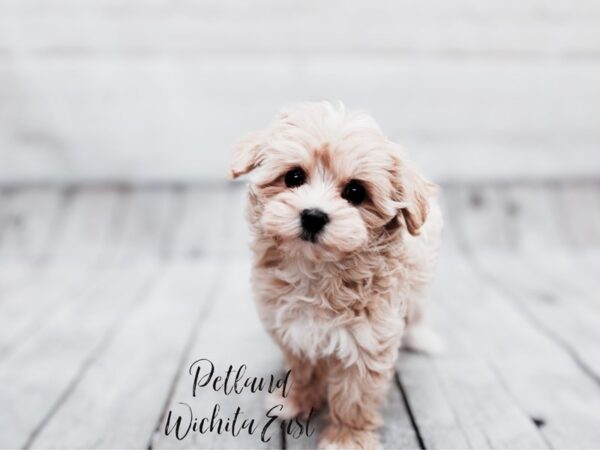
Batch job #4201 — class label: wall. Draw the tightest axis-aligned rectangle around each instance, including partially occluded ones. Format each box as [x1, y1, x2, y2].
[1, 0, 599, 183]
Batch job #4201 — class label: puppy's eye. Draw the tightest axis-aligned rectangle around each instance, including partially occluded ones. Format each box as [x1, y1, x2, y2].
[284, 167, 306, 188]
[341, 180, 367, 205]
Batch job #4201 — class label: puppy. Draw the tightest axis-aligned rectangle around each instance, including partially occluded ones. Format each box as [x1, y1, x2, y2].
[229, 102, 442, 449]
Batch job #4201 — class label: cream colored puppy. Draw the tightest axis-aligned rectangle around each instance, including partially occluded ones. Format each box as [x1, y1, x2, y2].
[230, 102, 442, 450]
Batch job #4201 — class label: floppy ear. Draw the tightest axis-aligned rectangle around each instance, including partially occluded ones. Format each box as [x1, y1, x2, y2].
[392, 156, 437, 235]
[228, 131, 264, 179]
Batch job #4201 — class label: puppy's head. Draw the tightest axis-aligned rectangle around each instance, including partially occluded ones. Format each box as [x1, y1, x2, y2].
[230, 102, 435, 261]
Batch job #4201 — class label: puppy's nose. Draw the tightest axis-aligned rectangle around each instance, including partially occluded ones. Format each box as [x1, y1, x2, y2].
[300, 208, 329, 238]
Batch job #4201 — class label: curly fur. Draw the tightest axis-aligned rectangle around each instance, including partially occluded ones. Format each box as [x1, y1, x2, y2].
[230, 101, 442, 449]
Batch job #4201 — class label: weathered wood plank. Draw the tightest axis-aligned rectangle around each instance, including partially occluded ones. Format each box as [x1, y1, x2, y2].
[0, 262, 160, 449]
[501, 184, 600, 311]
[380, 378, 422, 450]
[489, 180, 600, 297]
[0, 188, 72, 349]
[0, 188, 178, 448]
[50, 187, 121, 262]
[220, 184, 252, 259]
[0, 188, 120, 357]
[30, 261, 222, 449]
[1, 182, 599, 450]
[114, 188, 179, 262]
[396, 355, 473, 450]
[0, 187, 67, 264]
[29, 184, 232, 448]
[151, 260, 285, 449]
[152, 188, 282, 449]
[450, 186, 600, 381]
[166, 186, 230, 260]
[557, 182, 600, 248]
[397, 245, 548, 450]
[557, 182, 600, 277]
[442, 186, 600, 449]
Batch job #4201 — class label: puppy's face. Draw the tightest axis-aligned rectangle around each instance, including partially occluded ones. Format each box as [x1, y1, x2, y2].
[230, 103, 433, 261]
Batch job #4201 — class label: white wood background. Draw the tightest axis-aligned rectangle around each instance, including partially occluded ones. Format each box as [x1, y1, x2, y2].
[1, 0, 600, 183]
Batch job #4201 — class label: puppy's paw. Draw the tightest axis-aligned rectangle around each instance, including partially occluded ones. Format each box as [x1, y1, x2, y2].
[264, 390, 301, 420]
[318, 425, 381, 450]
[402, 325, 445, 355]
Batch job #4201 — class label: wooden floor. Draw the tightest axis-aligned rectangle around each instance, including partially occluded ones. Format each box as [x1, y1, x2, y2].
[1, 182, 600, 449]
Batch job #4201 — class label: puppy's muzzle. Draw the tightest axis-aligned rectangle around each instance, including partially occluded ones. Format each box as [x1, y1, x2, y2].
[300, 208, 329, 242]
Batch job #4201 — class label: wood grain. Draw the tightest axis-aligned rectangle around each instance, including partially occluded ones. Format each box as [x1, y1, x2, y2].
[0, 184, 599, 449]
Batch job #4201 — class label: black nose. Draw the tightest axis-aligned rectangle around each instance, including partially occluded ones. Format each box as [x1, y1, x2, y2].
[300, 208, 329, 240]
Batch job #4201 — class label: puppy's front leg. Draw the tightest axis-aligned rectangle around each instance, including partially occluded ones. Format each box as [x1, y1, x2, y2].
[320, 359, 395, 450]
[267, 350, 327, 419]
